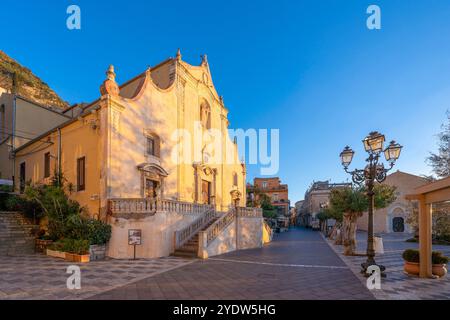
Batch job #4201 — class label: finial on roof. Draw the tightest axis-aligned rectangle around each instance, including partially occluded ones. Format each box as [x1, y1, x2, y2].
[100, 65, 120, 97]
[176, 48, 182, 61]
[201, 54, 208, 66]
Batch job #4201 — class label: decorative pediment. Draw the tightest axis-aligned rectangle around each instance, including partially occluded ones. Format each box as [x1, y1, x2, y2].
[137, 163, 169, 177]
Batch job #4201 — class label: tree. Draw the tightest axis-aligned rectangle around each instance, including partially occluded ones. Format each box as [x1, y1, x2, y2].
[327, 184, 396, 256]
[427, 111, 450, 178]
[247, 187, 277, 219]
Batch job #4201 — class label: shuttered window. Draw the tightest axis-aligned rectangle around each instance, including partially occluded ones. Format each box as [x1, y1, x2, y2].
[77, 157, 85, 191]
[44, 152, 51, 178]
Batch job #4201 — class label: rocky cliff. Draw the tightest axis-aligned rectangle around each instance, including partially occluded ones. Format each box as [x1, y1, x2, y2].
[0, 51, 68, 109]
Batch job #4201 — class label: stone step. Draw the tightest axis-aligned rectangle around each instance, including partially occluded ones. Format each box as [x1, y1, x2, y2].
[172, 250, 197, 258]
[0, 212, 37, 255]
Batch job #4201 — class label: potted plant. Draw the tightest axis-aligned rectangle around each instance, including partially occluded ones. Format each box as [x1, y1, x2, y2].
[402, 249, 449, 277]
[432, 251, 449, 278]
[86, 219, 111, 261]
[46, 240, 66, 259]
[402, 249, 420, 275]
[35, 230, 54, 253]
[63, 239, 90, 263]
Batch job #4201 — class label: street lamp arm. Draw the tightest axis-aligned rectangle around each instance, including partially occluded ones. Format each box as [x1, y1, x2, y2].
[344, 167, 366, 185]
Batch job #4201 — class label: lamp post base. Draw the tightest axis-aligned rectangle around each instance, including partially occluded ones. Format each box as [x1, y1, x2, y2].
[361, 261, 387, 278]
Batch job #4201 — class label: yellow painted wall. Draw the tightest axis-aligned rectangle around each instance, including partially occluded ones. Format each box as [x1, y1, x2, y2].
[14, 112, 101, 215]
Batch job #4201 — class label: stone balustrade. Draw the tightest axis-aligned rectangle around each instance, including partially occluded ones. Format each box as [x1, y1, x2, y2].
[202, 208, 237, 247]
[236, 207, 263, 218]
[108, 198, 214, 218]
[174, 208, 217, 249]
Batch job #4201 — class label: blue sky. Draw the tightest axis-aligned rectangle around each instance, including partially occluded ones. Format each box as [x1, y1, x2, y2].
[2, 0, 450, 202]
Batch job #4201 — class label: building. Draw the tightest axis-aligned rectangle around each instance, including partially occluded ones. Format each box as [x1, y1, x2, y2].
[294, 200, 304, 226]
[299, 181, 351, 227]
[0, 79, 70, 183]
[247, 177, 290, 216]
[357, 170, 429, 234]
[11, 51, 263, 259]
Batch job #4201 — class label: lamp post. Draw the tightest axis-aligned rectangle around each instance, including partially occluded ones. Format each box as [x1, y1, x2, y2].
[340, 132, 402, 276]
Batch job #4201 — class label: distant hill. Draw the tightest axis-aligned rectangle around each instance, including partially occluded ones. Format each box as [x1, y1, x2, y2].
[0, 51, 68, 109]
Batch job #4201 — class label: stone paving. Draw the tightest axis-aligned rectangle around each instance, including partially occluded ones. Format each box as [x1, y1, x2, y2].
[91, 228, 375, 300]
[325, 231, 450, 300]
[0, 255, 194, 300]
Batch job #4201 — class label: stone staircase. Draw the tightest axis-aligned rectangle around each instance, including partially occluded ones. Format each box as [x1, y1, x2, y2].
[0, 212, 39, 256]
[172, 216, 219, 258]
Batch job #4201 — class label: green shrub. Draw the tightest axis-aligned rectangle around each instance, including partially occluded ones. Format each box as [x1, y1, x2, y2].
[53, 239, 89, 255]
[24, 184, 84, 240]
[86, 219, 111, 245]
[432, 251, 449, 264]
[0, 184, 13, 193]
[403, 249, 449, 264]
[2, 193, 44, 221]
[65, 216, 111, 245]
[402, 249, 420, 263]
[263, 209, 277, 219]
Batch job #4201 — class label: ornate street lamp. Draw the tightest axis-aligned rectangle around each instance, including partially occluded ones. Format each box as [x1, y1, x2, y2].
[340, 131, 402, 276]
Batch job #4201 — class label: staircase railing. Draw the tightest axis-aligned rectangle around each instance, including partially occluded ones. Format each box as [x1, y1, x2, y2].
[236, 207, 263, 218]
[174, 207, 217, 250]
[202, 208, 237, 247]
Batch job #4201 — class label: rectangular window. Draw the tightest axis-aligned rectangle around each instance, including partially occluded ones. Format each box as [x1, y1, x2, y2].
[77, 157, 85, 191]
[262, 181, 268, 189]
[44, 152, 51, 178]
[19, 162, 26, 193]
[146, 137, 155, 156]
[0, 104, 5, 140]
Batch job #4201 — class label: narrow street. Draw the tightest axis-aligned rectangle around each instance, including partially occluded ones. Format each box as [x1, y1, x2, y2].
[91, 228, 374, 300]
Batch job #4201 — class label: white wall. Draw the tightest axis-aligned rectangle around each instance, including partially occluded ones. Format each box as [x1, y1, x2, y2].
[106, 211, 203, 259]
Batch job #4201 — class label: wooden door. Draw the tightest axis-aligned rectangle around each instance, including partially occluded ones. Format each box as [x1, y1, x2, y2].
[145, 179, 158, 199]
[201, 180, 211, 204]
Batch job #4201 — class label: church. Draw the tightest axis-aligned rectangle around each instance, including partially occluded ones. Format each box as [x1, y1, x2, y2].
[12, 50, 264, 259]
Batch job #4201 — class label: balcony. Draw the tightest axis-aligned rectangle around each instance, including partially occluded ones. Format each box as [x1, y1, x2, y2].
[108, 198, 214, 219]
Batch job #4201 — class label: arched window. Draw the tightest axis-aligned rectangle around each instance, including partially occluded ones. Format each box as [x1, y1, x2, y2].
[200, 101, 211, 129]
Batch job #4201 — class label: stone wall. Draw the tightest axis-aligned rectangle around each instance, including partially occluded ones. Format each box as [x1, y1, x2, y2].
[201, 216, 264, 258]
[237, 216, 263, 250]
[107, 211, 203, 259]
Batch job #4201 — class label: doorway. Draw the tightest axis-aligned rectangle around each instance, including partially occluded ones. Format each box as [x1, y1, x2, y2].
[392, 217, 405, 232]
[201, 180, 211, 204]
[145, 179, 159, 199]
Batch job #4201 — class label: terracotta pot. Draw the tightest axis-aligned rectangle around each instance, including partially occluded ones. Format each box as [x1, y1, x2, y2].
[432, 264, 448, 278]
[35, 239, 53, 253]
[404, 261, 420, 275]
[65, 252, 90, 263]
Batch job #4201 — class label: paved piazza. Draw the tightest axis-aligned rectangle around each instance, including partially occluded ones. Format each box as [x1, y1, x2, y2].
[0, 255, 194, 300]
[91, 228, 374, 300]
[3, 228, 448, 300]
[326, 231, 450, 300]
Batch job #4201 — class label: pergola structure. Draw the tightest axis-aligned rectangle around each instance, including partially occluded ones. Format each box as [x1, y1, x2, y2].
[406, 176, 450, 278]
